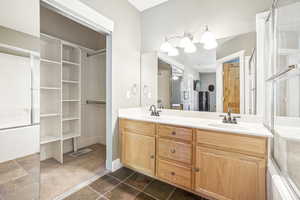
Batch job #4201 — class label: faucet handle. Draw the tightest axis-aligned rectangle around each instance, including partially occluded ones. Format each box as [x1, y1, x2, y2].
[232, 116, 241, 124]
[219, 114, 227, 123]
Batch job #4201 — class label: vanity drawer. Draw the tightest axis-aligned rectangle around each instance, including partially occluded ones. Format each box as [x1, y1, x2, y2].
[196, 129, 267, 157]
[157, 124, 193, 142]
[120, 119, 156, 137]
[158, 138, 192, 164]
[157, 159, 192, 189]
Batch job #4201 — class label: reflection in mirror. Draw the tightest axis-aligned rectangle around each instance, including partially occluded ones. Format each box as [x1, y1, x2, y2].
[153, 32, 257, 114]
[157, 59, 184, 109]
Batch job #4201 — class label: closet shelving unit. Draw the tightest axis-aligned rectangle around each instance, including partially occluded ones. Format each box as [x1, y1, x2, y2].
[40, 33, 81, 163]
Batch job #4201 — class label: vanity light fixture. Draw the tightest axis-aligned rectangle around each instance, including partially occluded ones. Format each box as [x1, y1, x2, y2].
[160, 25, 217, 56]
[167, 47, 179, 57]
[172, 75, 179, 80]
[160, 38, 173, 53]
[200, 25, 218, 50]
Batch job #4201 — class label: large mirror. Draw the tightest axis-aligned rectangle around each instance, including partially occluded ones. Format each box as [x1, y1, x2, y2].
[141, 23, 259, 115]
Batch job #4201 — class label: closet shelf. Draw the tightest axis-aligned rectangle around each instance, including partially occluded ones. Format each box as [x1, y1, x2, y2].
[63, 132, 80, 140]
[40, 86, 61, 90]
[41, 58, 61, 65]
[40, 113, 60, 118]
[62, 80, 79, 84]
[62, 117, 80, 122]
[62, 99, 80, 102]
[40, 135, 61, 145]
[62, 60, 80, 66]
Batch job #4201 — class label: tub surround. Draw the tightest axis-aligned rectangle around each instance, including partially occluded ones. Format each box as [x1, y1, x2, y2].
[119, 107, 272, 138]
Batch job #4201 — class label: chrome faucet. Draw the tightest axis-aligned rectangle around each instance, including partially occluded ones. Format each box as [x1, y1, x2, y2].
[219, 108, 241, 124]
[149, 105, 161, 116]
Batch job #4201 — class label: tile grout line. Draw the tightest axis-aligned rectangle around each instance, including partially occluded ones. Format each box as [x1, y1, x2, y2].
[101, 172, 137, 197]
[122, 181, 160, 200]
[166, 187, 176, 200]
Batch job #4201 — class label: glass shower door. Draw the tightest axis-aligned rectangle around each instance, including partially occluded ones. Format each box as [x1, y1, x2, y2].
[273, 0, 300, 197]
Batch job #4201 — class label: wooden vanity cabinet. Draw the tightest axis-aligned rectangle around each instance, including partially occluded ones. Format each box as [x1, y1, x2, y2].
[195, 130, 267, 200]
[119, 119, 156, 176]
[195, 147, 266, 200]
[119, 118, 267, 200]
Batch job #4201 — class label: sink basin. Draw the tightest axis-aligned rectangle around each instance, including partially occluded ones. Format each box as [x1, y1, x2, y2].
[207, 123, 249, 130]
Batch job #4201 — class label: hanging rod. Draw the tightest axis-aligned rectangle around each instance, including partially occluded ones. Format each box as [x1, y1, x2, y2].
[266, 64, 298, 81]
[87, 49, 106, 57]
[86, 100, 106, 105]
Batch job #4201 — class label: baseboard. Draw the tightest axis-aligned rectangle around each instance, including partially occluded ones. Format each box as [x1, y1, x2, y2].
[111, 158, 123, 172]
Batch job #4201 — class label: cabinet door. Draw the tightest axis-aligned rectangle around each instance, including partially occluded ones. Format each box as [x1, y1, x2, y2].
[122, 131, 155, 176]
[195, 147, 266, 200]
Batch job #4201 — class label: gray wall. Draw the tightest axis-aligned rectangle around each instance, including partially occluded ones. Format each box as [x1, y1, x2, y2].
[217, 32, 256, 59]
[141, 0, 271, 52]
[199, 73, 216, 112]
[40, 7, 106, 50]
[79, 0, 141, 161]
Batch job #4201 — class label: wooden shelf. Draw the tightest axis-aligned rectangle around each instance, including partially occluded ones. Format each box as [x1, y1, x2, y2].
[40, 135, 61, 145]
[62, 117, 80, 122]
[62, 80, 79, 84]
[40, 86, 61, 90]
[63, 132, 80, 140]
[62, 99, 80, 102]
[40, 33, 81, 164]
[41, 58, 61, 65]
[62, 60, 80, 66]
[40, 113, 60, 118]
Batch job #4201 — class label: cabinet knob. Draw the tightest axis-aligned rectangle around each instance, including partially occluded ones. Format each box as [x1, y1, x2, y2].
[172, 131, 176, 135]
[170, 149, 176, 154]
[150, 155, 155, 159]
[171, 172, 175, 176]
[195, 168, 200, 172]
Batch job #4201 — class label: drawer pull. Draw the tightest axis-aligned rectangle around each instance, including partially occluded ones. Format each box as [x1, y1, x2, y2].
[172, 131, 176, 135]
[195, 168, 200, 172]
[170, 149, 176, 154]
[150, 155, 155, 159]
[171, 172, 175, 176]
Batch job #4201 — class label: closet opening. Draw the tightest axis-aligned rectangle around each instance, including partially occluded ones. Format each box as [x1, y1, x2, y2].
[39, 4, 110, 199]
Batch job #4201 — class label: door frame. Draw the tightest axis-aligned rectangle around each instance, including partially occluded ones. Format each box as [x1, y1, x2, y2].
[40, 0, 115, 171]
[216, 50, 245, 114]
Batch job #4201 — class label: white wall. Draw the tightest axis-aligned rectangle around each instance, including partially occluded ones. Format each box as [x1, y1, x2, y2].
[0, 0, 40, 37]
[0, 1, 40, 163]
[79, 0, 141, 160]
[81, 50, 106, 147]
[141, 0, 270, 52]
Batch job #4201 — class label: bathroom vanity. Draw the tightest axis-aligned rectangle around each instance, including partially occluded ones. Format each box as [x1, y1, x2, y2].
[119, 110, 271, 200]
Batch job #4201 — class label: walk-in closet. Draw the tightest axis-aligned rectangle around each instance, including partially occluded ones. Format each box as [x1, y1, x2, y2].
[39, 5, 107, 199]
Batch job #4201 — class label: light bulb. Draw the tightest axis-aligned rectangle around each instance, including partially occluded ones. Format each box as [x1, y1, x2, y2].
[184, 43, 197, 53]
[204, 40, 218, 50]
[168, 47, 179, 56]
[180, 36, 192, 48]
[172, 75, 179, 80]
[200, 31, 216, 44]
[160, 41, 172, 53]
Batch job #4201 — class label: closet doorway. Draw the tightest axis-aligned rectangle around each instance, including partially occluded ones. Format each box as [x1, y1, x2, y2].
[39, 4, 111, 200]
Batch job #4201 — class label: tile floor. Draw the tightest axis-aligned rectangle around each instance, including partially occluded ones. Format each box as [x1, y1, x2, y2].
[64, 167, 208, 200]
[40, 144, 106, 200]
[0, 154, 40, 200]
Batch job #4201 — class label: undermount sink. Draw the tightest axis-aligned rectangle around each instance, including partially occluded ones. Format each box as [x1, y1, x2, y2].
[207, 123, 249, 130]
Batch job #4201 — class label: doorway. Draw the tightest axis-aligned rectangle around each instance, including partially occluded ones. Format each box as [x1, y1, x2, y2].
[39, 2, 113, 199]
[223, 59, 240, 114]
